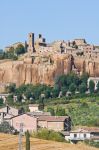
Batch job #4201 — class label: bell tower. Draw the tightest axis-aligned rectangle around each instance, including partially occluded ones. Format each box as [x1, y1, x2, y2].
[28, 33, 35, 53]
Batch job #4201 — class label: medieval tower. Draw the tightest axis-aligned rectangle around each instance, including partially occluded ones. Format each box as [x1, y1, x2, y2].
[28, 33, 35, 53]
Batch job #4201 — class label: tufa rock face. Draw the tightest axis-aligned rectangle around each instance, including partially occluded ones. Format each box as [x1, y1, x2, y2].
[0, 54, 99, 86]
[0, 54, 71, 87]
[0, 53, 99, 88]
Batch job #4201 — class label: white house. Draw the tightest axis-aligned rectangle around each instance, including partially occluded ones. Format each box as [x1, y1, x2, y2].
[64, 127, 99, 142]
[29, 104, 40, 112]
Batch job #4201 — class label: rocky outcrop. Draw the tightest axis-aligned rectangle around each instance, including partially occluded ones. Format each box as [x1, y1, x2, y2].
[0, 53, 99, 88]
[0, 54, 71, 87]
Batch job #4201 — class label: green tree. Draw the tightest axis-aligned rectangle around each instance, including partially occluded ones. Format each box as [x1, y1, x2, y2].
[15, 44, 25, 55]
[7, 94, 14, 105]
[61, 86, 67, 96]
[79, 82, 87, 93]
[52, 87, 59, 98]
[44, 88, 51, 98]
[6, 83, 16, 93]
[67, 73, 79, 87]
[69, 83, 76, 94]
[56, 107, 66, 116]
[55, 75, 67, 90]
[47, 107, 55, 116]
[25, 130, 30, 150]
[89, 80, 95, 93]
[0, 121, 14, 133]
[0, 98, 3, 106]
[80, 73, 89, 85]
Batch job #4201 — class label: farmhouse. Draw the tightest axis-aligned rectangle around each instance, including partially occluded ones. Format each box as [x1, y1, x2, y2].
[37, 116, 71, 131]
[64, 127, 99, 142]
[10, 114, 37, 132]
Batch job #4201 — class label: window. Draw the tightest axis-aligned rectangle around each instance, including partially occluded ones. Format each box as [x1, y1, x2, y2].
[84, 134, 86, 138]
[74, 134, 77, 138]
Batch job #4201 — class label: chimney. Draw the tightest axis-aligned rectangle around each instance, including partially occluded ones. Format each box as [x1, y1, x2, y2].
[7, 105, 9, 114]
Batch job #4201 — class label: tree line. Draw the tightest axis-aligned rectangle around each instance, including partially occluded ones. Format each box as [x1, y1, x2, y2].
[5, 72, 98, 105]
[0, 44, 25, 60]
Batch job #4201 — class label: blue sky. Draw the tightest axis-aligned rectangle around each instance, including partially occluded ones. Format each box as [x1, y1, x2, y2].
[0, 0, 99, 49]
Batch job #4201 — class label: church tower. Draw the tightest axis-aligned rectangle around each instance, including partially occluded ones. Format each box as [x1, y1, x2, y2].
[28, 33, 35, 53]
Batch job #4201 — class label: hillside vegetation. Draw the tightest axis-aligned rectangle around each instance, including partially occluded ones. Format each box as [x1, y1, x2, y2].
[45, 96, 99, 127]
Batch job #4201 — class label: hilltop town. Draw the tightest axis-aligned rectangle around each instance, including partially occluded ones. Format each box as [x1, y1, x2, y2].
[0, 33, 99, 148]
[0, 33, 99, 92]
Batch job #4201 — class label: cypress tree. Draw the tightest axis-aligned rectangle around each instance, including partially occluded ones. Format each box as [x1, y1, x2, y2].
[25, 130, 30, 150]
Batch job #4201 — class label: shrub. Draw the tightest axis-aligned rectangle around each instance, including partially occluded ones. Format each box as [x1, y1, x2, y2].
[0, 98, 3, 106]
[0, 121, 14, 133]
[47, 107, 55, 116]
[32, 129, 65, 142]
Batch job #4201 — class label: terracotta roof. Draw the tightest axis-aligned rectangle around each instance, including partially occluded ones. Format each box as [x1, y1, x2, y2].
[71, 127, 99, 133]
[81, 127, 99, 133]
[38, 116, 69, 122]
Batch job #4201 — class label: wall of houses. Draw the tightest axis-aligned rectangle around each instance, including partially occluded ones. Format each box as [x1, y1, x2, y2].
[66, 132, 91, 141]
[38, 120, 47, 128]
[47, 121, 64, 131]
[29, 106, 39, 112]
[38, 120, 65, 131]
[10, 114, 37, 132]
[0, 106, 18, 116]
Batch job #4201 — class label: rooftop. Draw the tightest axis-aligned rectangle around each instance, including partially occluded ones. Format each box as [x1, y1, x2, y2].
[38, 116, 69, 122]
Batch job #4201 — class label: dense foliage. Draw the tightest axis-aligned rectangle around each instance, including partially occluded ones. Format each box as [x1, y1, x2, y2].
[0, 121, 15, 133]
[32, 129, 65, 142]
[55, 72, 89, 94]
[85, 140, 99, 148]
[6, 72, 90, 104]
[0, 44, 25, 60]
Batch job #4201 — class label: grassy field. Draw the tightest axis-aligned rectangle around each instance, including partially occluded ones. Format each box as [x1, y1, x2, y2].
[0, 133, 98, 150]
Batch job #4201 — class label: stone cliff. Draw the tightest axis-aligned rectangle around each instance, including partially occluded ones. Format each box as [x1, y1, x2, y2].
[0, 53, 99, 89]
[0, 54, 72, 87]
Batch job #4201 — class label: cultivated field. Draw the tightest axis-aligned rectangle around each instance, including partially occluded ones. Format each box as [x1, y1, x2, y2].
[0, 133, 97, 150]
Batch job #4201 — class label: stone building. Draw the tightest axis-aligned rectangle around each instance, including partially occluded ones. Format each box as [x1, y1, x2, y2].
[10, 114, 37, 132]
[27, 33, 35, 53]
[37, 116, 71, 131]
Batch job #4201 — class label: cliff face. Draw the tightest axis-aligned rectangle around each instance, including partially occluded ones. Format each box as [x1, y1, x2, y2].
[0, 54, 71, 87]
[0, 54, 99, 88]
